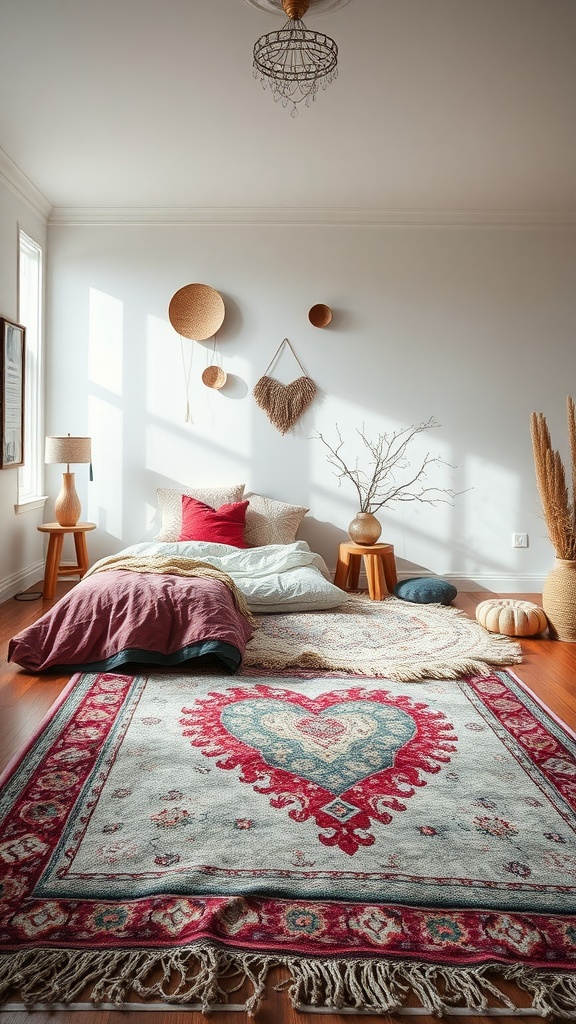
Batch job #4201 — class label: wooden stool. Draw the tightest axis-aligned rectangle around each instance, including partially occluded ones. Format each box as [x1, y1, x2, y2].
[37, 522, 96, 600]
[334, 541, 398, 601]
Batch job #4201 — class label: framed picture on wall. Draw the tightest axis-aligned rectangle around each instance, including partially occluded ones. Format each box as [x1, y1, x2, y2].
[0, 317, 26, 469]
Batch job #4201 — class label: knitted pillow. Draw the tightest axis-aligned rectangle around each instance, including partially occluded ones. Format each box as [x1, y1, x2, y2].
[394, 576, 457, 605]
[244, 493, 309, 546]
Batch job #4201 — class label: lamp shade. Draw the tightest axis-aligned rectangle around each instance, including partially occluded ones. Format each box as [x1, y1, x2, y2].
[45, 436, 91, 465]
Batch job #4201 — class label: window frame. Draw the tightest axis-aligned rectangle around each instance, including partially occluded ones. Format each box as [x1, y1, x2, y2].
[15, 227, 46, 513]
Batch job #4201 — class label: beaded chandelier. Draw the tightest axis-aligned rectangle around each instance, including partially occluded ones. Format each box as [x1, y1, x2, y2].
[252, 0, 339, 115]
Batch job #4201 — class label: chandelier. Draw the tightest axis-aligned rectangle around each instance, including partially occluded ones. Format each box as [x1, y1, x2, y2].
[252, 0, 338, 115]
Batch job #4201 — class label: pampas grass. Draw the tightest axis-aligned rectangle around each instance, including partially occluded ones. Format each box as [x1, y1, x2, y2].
[530, 396, 576, 560]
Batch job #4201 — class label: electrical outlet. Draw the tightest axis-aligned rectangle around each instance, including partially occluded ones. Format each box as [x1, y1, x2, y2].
[512, 533, 528, 548]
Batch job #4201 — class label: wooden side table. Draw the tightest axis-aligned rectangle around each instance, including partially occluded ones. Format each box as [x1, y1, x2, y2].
[37, 522, 96, 600]
[334, 541, 398, 601]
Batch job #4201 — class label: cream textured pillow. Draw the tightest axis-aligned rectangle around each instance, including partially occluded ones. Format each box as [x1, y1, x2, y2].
[156, 485, 245, 542]
[244, 493, 309, 546]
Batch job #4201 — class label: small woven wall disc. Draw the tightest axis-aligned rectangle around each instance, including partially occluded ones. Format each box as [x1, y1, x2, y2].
[308, 303, 332, 328]
[168, 284, 225, 340]
[202, 365, 227, 390]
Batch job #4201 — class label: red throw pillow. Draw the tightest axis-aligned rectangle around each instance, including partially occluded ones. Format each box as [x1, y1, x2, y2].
[178, 496, 249, 547]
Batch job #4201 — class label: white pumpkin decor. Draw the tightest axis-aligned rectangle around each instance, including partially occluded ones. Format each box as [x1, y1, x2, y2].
[475, 599, 548, 638]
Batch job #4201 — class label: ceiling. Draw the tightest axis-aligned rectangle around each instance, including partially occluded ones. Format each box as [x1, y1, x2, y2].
[0, 0, 575, 218]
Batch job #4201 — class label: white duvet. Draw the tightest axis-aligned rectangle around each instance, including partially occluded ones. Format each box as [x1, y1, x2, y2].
[118, 539, 346, 613]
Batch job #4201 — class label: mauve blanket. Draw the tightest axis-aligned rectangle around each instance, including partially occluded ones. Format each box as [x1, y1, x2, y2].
[8, 570, 254, 673]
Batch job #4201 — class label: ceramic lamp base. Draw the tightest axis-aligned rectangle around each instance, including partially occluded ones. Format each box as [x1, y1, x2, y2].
[54, 472, 81, 527]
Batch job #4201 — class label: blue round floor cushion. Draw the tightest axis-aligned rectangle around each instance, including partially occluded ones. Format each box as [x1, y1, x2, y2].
[393, 576, 457, 605]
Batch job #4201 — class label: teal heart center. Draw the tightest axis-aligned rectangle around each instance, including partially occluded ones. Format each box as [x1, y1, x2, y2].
[221, 698, 417, 793]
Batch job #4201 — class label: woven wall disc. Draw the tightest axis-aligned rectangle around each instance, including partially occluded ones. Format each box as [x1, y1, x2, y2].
[168, 284, 225, 340]
[308, 303, 332, 328]
[202, 365, 227, 390]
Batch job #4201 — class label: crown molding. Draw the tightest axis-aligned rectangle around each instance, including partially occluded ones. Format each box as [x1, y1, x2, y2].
[47, 206, 576, 228]
[0, 148, 52, 222]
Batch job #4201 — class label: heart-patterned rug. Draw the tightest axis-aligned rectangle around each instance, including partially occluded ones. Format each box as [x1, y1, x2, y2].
[2, 669, 576, 1018]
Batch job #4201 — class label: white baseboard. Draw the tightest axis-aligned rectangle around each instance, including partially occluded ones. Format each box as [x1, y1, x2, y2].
[0, 561, 45, 604]
[441, 573, 546, 594]
[330, 568, 546, 595]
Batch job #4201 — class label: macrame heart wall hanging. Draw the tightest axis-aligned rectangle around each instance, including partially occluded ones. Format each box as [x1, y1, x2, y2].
[253, 338, 317, 434]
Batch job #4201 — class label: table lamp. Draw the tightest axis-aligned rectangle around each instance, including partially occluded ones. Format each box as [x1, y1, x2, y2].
[45, 434, 92, 527]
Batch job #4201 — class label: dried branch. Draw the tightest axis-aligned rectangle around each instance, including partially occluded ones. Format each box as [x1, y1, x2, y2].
[314, 417, 458, 514]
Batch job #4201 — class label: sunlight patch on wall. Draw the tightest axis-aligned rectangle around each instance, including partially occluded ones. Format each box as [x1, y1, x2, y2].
[89, 288, 123, 394]
[455, 453, 520, 573]
[146, 314, 251, 484]
[88, 396, 123, 540]
[145, 421, 249, 487]
[147, 314, 176, 419]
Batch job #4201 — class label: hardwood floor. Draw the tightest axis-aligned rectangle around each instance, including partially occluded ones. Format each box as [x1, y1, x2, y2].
[1, 581, 575, 1024]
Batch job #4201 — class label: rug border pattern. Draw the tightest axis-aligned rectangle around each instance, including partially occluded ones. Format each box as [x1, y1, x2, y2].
[1, 669, 576, 1018]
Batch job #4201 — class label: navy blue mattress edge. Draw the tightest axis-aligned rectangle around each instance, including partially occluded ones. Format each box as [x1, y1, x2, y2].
[50, 640, 242, 675]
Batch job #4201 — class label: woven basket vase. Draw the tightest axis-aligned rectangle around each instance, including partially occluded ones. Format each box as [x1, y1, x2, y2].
[542, 558, 576, 642]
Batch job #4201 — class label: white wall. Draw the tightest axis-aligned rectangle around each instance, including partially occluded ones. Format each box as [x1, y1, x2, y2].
[41, 218, 576, 591]
[0, 174, 48, 600]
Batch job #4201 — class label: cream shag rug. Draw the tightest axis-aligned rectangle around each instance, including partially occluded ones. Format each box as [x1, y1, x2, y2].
[243, 595, 522, 681]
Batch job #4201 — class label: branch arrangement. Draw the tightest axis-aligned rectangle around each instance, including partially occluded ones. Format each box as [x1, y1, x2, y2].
[530, 396, 576, 560]
[314, 417, 457, 514]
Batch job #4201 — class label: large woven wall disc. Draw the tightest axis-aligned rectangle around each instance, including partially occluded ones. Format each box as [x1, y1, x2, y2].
[168, 284, 225, 340]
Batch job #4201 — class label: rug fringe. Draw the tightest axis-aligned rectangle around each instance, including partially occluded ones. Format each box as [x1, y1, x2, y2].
[0, 945, 270, 1014]
[281, 957, 576, 1019]
[2, 948, 576, 1018]
[243, 651, 522, 682]
[504, 965, 576, 1019]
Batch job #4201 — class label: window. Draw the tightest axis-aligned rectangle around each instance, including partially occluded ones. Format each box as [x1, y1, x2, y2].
[16, 229, 45, 510]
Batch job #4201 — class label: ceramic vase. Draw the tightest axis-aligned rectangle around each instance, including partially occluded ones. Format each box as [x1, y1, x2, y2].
[348, 511, 382, 546]
[54, 472, 81, 527]
[542, 557, 576, 641]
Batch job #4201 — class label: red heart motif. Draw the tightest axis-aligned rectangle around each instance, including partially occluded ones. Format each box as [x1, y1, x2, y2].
[181, 684, 458, 855]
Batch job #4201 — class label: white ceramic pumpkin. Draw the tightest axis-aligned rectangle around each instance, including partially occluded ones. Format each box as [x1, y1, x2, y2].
[475, 599, 548, 637]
